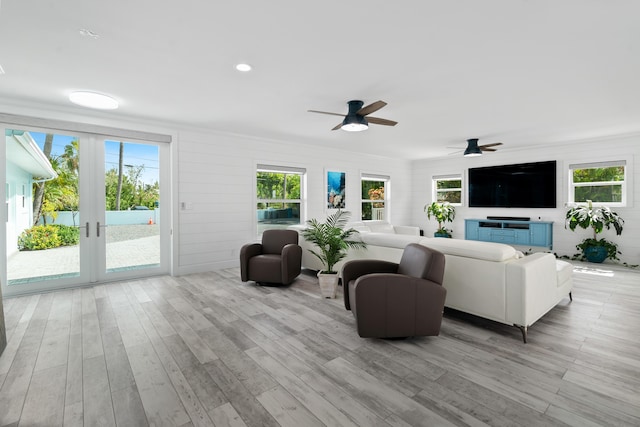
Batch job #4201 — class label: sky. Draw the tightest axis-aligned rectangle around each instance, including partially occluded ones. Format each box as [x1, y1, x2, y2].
[27, 131, 159, 185]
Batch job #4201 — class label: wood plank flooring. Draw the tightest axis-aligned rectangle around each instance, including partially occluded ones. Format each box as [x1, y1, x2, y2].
[0, 262, 639, 426]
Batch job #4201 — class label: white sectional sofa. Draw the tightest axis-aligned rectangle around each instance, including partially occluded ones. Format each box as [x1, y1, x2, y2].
[291, 220, 573, 342]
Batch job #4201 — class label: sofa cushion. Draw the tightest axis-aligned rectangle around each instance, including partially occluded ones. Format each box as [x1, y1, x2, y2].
[352, 225, 372, 233]
[367, 222, 396, 234]
[362, 233, 422, 249]
[418, 237, 517, 262]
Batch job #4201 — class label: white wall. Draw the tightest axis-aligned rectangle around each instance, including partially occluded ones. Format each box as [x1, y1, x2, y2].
[5, 162, 32, 256]
[411, 135, 639, 265]
[174, 129, 413, 274]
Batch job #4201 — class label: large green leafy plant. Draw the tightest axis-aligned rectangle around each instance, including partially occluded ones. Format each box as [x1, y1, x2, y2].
[566, 200, 624, 262]
[424, 202, 456, 237]
[301, 210, 366, 273]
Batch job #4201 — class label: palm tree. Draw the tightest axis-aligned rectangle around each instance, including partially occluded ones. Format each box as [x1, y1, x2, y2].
[32, 133, 53, 223]
[116, 142, 124, 210]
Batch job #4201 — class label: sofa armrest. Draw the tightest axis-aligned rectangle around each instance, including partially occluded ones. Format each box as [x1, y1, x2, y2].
[281, 243, 302, 285]
[239, 243, 263, 281]
[342, 260, 398, 310]
[505, 253, 563, 327]
[393, 225, 421, 236]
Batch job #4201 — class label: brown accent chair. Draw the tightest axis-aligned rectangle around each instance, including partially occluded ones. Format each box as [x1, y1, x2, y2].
[240, 229, 302, 285]
[342, 243, 447, 338]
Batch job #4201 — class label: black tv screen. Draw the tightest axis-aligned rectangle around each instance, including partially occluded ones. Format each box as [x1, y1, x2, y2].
[468, 160, 557, 208]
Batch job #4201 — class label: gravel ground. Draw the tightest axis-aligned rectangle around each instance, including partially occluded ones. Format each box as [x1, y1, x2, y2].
[106, 224, 159, 243]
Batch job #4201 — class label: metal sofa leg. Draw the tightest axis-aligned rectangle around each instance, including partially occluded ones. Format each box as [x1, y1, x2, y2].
[514, 324, 527, 343]
[569, 291, 573, 301]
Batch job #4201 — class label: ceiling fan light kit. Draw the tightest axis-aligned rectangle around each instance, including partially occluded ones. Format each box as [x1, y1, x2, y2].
[342, 115, 368, 132]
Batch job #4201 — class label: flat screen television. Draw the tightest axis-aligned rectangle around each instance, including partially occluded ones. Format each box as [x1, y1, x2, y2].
[468, 160, 556, 208]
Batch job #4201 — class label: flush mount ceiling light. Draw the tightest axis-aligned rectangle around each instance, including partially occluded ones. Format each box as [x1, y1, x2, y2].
[69, 91, 119, 109]
[235, 63, 252, 72]
[463, 138, 483, 157]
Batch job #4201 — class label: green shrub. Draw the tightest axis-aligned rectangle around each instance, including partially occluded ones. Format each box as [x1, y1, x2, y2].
[18, 225, 61, 251]
[53, 224, 80, 246]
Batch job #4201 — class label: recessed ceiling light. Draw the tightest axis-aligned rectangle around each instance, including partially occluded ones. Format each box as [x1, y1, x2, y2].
[79, 28, 100, 39]
[69, 91, 119, 109]
[235, 63, 252, 72]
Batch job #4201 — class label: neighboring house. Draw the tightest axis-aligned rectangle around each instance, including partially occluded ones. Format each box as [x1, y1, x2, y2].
[5, 130, 57, 256]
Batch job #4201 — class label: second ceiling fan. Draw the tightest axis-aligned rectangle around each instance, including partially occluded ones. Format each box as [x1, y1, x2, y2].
[308, 100, 398, 132]
[449, 138, 503, 157]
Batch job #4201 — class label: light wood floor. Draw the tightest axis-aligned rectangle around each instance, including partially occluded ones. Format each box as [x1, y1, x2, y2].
[1, 263, 639, 427]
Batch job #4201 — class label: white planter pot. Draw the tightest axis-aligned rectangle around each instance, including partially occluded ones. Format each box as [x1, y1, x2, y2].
[317, 272, 339, 299]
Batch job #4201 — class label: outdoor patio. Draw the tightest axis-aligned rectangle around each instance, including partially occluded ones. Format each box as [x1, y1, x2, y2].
[7, 225, 160, 283]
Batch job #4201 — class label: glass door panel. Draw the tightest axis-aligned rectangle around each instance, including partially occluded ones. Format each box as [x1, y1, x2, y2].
[5, 128, 87, 291]
[103, 140, 160, 274]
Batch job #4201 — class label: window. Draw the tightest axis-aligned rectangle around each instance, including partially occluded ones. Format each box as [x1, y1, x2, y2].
[256, 164, 305, 234]
[433, 175, 462, 205]
[569, 160, 626, 206]
[361, 174, 388, 221]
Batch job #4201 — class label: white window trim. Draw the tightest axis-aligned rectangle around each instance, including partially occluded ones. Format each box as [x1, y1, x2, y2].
[361, 173, 389, 222]
[432, 174, 463, 206]
[568, 159, 628, 207]
[255, 163, 306, 235]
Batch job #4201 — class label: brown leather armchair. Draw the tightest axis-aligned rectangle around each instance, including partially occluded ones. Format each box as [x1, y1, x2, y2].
[342, 243, 446, 338]
[240, 229, 302, 285]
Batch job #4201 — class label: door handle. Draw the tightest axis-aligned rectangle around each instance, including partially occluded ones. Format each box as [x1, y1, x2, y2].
[77, 222, 90, 238]
[97, 221, 107, 237]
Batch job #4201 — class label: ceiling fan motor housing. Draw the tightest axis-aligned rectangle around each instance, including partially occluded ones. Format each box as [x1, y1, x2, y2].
[342, 100, 368, 131]
[464, 138, 482, 156]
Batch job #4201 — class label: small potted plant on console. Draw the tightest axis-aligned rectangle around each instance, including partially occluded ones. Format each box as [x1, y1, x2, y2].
[425, 201, 456, 238]
[565, 200, 624, 263]
[302, 210, 366, 298]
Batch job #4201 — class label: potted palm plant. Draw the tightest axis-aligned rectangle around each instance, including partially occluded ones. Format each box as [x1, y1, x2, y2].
[301, 210, 366, 298]
[425, 202, 456, 238]
[566, 200, 624, 263]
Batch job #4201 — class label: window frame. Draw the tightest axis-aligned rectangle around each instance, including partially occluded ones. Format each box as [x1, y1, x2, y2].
[568, 160, 627, 207]
[360, 173, 389, 222]
[432, 174, 463, 206]
[256, 164, 306, 235]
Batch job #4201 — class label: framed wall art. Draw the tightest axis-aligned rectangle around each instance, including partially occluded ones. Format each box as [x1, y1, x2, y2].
[326, 170, 346, 210]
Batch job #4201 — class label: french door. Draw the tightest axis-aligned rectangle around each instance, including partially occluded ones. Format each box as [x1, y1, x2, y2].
[2, 124, 170, 297]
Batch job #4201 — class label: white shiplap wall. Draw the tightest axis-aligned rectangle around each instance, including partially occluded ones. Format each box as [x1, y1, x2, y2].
[411, 135, 639, 265]
[175, 129, 414, 275]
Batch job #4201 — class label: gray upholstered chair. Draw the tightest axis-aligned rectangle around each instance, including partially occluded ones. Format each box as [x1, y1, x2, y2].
[240, 229, 302, 285]
[342, 243, 447, 338]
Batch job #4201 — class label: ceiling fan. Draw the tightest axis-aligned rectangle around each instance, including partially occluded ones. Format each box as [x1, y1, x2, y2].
[308, 100, 398, 132]
[449, 138, 503, 157]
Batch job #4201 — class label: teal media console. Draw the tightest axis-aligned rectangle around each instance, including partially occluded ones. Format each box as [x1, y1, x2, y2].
[465, 219, 553, 249]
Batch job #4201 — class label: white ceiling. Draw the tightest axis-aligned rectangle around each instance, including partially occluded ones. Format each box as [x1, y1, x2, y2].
[1, 1, 639, 160]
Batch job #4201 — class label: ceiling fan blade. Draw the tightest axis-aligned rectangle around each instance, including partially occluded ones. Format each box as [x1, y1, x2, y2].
[357, 100, 386, 116]
[480, 147, 498, 152]
[479, 142, 503, 148]
[366, 116, 398, 126]
[308, 110, 344, 117]
[331, 123, 343, 131]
